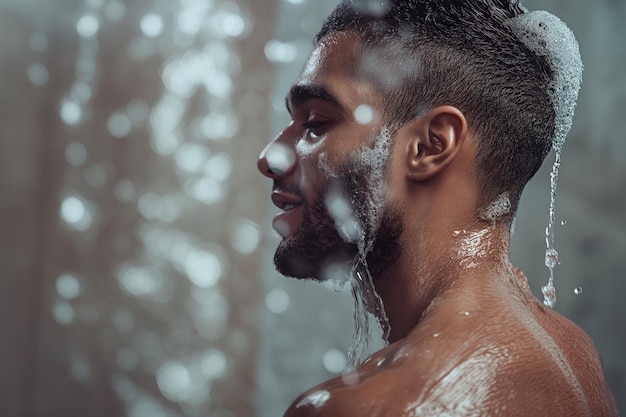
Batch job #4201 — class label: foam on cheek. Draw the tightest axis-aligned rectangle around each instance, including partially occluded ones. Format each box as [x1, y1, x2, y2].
[318, 127, 394, 254]
[353, 127, 393, 253]
[318, 128, 394, 370]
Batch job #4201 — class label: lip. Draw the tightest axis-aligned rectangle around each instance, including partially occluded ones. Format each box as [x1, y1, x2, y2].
[271, 191, 303, 238]
[271, 191, 303, 211]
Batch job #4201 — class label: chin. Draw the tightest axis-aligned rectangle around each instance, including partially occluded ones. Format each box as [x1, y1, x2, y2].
[274, 236, 355, 280]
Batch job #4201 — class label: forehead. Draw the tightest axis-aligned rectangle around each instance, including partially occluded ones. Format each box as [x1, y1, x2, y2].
[293, 32, 381, 109]
[299, 32, 361, 83]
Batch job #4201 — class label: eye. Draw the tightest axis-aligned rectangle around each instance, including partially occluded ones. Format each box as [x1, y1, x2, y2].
[302, 120, 329, 139]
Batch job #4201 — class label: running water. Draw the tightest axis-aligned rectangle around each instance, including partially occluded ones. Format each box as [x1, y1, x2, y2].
[507, 10, 583, 308]
[542, 152, 560, 308]
[346, 261, 389, 370]
[320, 127, 393, 370]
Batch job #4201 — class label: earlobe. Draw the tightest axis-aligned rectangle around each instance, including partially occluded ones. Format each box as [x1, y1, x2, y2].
[404, 106, 467, 182]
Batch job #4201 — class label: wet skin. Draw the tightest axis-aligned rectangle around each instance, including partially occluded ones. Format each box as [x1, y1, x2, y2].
[258, 32, 619, 417]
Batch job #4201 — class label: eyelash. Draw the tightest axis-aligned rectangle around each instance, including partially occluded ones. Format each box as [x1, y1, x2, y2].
[302, 121, 327, 137]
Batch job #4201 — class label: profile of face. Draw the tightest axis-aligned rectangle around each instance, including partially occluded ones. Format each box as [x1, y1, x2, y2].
[257, 32, 403, 281]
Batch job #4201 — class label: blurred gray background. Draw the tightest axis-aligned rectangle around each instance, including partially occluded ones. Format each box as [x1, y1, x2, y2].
[0, 0, 623, 416]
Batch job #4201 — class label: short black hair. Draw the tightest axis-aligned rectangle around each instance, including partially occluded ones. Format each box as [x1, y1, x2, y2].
[316, 0, 556, 214]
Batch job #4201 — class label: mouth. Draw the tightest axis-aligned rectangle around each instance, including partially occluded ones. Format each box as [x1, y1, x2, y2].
[271, 191, 304, 238]
[271, 191, 303, 211]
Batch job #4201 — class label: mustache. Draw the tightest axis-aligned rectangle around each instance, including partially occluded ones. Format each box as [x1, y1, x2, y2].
[272, 181, 306, 200]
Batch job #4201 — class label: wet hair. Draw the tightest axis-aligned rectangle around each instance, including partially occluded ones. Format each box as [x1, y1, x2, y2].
[315, 0, 556, 214]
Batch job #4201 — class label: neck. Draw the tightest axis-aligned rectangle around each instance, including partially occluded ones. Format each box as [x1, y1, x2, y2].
[374, 220, 513, 343]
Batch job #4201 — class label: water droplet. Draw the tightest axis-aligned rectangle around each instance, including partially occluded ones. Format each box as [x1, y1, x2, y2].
[341, 372, 359, 386]
[296, 390, 331, 409]
[354, 104, 374, 124]
[265, 288, 289, 314]
[322, 262, 350, 292]
[542, 284, 557, 308]
[545, 248, 559, 269]
[433, 333, 440, 338]
[560, 219, 568, 226]
[325, 191, 360, 242]
[574, 286, 583, 295]
[272, 219, 290, 238]
[323, 348, 347, 374]
[353, 0, 390, 16]
[458, 311, 470, 316]
[265, 142, 295, 174]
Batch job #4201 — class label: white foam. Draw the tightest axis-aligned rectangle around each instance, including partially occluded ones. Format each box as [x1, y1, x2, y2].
[506, 10, 583, 152]
[479, 192, 511, 221]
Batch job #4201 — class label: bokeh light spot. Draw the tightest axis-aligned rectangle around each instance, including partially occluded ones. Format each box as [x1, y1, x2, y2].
[201, 349, 228, 379]
[141, 13, 164, 38]
[354, 104, 374, 124]
[60, 194, 93, 231]
[53, 300, 75, 325]
[323, 348, 347, 374]
[104, 0, 127, 21]
[117, 265, 163, 298]
[76, 14, 100, 37]
[264, 40, 298, 64]
[65, 142, 88, 166]
[60, 99, 83, 125]
[29, 32, 49, 52]
[265, 142, 295, 174]
[265, 288, 289, 314]
[231, 219, 261, 254]
[156, 361, 193, 402]
[185, 249, 222, 287]
[56, 273, 82, 300]
[27, 63, 49, 86]
[107, 112, 133, 138]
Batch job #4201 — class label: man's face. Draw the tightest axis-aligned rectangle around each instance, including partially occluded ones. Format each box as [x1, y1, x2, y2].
[257, 32, 403, 280]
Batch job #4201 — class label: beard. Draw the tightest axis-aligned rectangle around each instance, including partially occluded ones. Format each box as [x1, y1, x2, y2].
[273, 131, 404, 282]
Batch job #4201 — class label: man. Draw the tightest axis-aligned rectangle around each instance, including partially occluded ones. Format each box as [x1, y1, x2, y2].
[257, 0, 618, 415]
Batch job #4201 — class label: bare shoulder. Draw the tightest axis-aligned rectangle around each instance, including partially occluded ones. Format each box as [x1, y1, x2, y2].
[283, 299, 617, 417]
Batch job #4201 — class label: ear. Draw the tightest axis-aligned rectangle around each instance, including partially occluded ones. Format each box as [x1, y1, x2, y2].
[402, 105, 468, 182]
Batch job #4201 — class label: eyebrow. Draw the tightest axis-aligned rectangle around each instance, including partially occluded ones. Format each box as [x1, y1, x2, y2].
[285, 84, 341, 113]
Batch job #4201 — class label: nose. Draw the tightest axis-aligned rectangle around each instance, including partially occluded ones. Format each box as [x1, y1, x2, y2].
[257, 138, 297, 179]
